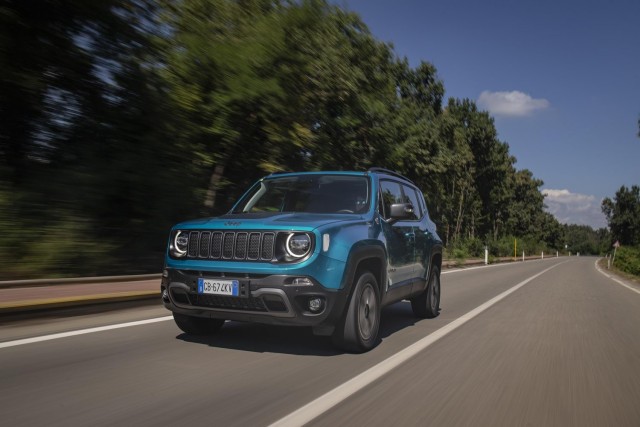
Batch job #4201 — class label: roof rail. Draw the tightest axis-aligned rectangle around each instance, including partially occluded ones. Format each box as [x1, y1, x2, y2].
[268, 171, 296, 176]
[367, 167, 414, 184]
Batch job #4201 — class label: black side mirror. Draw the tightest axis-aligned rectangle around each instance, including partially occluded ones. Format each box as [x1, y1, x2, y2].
[388, 203, 414, 224]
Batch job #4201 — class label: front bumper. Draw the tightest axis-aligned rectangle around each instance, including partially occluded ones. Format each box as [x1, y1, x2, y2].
[161, 269, 349, 334]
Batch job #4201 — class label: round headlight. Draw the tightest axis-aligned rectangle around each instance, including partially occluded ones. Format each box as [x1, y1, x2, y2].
[286, 233, 311, 258]
[171, 230, 189, 258]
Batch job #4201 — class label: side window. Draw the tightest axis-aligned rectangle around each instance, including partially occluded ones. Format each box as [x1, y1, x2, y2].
[412, 188, 424, 218]
[379, 180, 403, 220]
[401, 184, 421, 221]
[419, 191, 429, 218]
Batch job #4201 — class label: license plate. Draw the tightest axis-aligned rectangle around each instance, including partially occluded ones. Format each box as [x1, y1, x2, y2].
[197, 278, 239, 296]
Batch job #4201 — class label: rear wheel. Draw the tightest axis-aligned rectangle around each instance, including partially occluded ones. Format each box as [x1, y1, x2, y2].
[333, 271, 380, 353]
[173, 313, 225, 335]
[411, 265, 440, 319]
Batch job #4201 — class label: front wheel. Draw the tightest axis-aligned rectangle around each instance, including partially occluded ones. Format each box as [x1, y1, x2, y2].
[173, 313, 225, 335]
[333, 271, 381, 353]
[411, 265, 441, 319]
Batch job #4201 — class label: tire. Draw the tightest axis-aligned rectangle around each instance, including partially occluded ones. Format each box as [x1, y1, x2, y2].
[411, 265, 441, 319]
[173, 313, 225, 335]
[333, 271, 381, 353]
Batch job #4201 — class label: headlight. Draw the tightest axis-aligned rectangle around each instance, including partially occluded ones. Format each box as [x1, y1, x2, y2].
[285, 233, 312, 258]
[170, 230, 189, 258]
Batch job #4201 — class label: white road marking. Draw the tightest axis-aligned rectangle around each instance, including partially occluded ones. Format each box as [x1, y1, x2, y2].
[0, 316, 173, 349]
[594, 259, 640, 295]
[0, 259, 565, 350]
[441, 262, 513, 275]
[441, 257, 559, 275]
[268, 261, 566, 427]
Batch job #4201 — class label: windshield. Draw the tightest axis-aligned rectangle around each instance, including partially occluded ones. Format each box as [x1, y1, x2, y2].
[232, 175, 370, 214]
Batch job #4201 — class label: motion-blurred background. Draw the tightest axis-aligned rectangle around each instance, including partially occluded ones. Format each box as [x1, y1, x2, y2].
[0, 1, 620, 280]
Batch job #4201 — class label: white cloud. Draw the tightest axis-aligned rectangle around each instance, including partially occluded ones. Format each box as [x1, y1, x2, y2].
[542, 189, 607, 229]
[478, 90, 550, 117]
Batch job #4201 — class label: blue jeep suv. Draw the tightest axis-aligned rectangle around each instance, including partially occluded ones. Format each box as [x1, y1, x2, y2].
[161, 168, 443, 352]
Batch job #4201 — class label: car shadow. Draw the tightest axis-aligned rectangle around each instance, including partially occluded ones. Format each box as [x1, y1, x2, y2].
[176, 300, 426, 355]
[378, 300, 422, 339]
[177, 322, 339, 356]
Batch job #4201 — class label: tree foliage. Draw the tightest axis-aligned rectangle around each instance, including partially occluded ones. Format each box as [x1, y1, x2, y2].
[1, 0, 569, 279]
[602, 185, 640, 246]
[563, 224, 610, 255]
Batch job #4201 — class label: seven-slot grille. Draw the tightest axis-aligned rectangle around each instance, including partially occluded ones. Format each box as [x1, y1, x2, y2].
[186, 231, 275, 261]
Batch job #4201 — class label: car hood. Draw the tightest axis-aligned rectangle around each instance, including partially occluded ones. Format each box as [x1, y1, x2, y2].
[173, 212, 362, 232]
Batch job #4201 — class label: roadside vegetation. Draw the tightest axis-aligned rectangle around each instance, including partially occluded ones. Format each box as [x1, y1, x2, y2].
[602, 186, 640, 278]
[612, 247, 640, 277]
[0, 0, 626, 279]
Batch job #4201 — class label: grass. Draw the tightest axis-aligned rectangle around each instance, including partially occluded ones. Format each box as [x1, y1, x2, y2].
[597, 257, 640, 285]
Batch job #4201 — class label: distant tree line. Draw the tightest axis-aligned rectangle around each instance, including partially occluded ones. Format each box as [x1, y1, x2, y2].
[0, 0, 609, 279]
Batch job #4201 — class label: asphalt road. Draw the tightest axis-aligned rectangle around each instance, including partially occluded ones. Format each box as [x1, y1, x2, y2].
[1, 257, 639, 426]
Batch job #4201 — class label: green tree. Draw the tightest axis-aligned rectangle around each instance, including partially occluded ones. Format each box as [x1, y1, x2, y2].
[441, 99, 516, 243]
[387, 60, 446, 228]
[157, 0, 400, 212]
[0, 0, 172, 278]
[503, 169, 545, 237]
[602, 185, 640, 246]
[0, 0, 575, 277]
[564, 224, 609, 255]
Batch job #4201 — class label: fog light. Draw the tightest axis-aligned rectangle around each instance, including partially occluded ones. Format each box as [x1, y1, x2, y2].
[290, 277, 313, 286]
[162, 269, 169, 278]
[162, 289, 170, 303]
[308, 297, 324, 313]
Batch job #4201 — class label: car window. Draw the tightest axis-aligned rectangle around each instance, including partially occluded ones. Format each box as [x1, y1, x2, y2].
[233, 175, 370, 214]
[419, 191, 429, 217]
[379, 180, 403, 220]
[401, 184, 421, 221]
[411, 188, 423, 218]
[414, 189, 425, 218]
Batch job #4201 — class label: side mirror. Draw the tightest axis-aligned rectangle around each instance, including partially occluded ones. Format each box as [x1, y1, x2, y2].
[388, 203, 414, 224]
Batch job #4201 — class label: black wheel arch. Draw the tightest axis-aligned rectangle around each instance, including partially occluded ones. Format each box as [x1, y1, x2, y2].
[340, 243, 387, 303]
[428, 247, 443, 279]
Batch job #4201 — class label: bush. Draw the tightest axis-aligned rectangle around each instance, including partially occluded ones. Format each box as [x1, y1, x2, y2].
[0, 214, 117, 280]
[613, 246, 640, 277]
[462, 237, 485, 258]
[450, 247, 466, 267]
[488, 236, 517, 258]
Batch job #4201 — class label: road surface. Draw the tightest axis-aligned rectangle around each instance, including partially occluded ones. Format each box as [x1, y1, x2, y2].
[1, 257, 639, 426]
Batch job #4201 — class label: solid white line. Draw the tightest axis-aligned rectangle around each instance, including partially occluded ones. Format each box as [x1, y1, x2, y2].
[594, 259, 640, 295]
[268, 261, 566, 427]
[441, 262, 512, 275]
[0, 316, 173, 349]
[441, 257, 558, 275]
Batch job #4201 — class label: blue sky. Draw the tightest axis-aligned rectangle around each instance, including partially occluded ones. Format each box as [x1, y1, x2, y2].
[339, 0, 640, 229]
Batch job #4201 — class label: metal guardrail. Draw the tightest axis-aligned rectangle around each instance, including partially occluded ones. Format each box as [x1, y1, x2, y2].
[0, 274, 162, 289]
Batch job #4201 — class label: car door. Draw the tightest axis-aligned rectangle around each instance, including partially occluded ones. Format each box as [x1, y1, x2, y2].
[403, 185, 434, 282]
[399, 183, 428, 281]
[379, 180, 415, 287]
